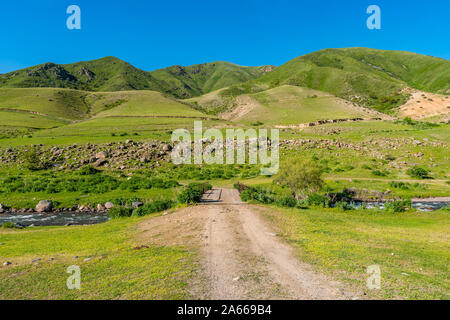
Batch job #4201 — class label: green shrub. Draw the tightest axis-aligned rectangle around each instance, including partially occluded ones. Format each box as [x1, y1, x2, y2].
[372, 170, 388, 177]
[132, 200, 174, 217]
[335, 201, 353, 211]
[306, 193, 328, 207]
[23, 148, 47, 171]
[112, 197, 142, 207]
[407, 167, 430, 179]
[384, 200, 411, 213]
[177, 182, 212, 204]
[276, 197, 297, 207]
[389, 181, 410, 190]
[79, 166, 100, 175]
[109, 207, 133, 219]
[1, 222, 20, 229]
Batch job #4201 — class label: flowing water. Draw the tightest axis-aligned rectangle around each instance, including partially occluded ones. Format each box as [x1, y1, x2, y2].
[0, 200, 447, 228]
[347, 201, 448, 212]
[0, 212, 110, 227]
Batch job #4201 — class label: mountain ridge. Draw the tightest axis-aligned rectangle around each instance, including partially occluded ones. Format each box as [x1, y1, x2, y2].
[0, 48, 448, 112]
[0, 57, 274, 99]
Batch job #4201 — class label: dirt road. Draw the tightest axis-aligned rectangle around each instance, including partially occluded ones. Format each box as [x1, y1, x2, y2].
[139, 188, 350, 300]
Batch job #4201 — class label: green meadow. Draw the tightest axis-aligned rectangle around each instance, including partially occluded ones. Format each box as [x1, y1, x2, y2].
[0, 47, 448, 300]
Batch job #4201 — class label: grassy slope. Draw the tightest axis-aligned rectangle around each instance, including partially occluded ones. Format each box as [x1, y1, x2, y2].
[0, 216, 195, 299]
[0, 57, 167, 93]
[230, 48, 450, 112]
[259, 206, 449, 299]
[150, 61, 273, 98]
[0, 58, 272, 99]
[0, 88, 213, 137]
[0, 88, 90, 120]
[235, 85, 371, 125]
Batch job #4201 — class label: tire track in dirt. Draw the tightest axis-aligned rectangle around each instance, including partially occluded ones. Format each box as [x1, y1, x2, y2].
[138, 188, 352, 300]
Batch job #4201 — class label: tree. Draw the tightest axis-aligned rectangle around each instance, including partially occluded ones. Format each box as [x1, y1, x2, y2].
[275, 158, 324, 199]
[407, 166, 430, 179]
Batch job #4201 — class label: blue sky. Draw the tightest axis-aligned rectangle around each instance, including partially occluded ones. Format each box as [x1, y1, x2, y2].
[0, 0, 448, 73]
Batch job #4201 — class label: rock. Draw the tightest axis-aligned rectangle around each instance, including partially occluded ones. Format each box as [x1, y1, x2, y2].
[31, 259, 41, 263]
[94, 159, 107, 167]
[3, 261, 12, 266]
[104, 202, 114, 210]
[95, 151, 108, 159]
[161, 144, 172, 152]
[83, 257, 92, 262]
[0, 204, 5, 213]
[132, 202, 144, 208]
[35, 200, 53, 213]
[97, 204, 106, 212]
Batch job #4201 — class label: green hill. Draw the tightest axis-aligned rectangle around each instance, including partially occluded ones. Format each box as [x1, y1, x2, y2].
[0, 58, 274, 99]
[0, 88, 211, 131]
[0, 57, 168, 93]
[150, 62, 274, 98]
[222, 48, 450, 112]
[188, 85, 385, 125]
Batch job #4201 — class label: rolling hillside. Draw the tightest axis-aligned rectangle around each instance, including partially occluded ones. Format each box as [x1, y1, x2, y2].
[188, 85, 386, 125]
[0, 58, 274, 99]
[150, 62, 274, 98]
[222, 48, 450, 112]
[0, 88, 211, 131]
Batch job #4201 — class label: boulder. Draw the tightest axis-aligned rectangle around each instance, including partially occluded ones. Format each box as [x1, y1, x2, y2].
[95, 151, 108, 159]
[94, 159, 107, 167]
[97, 204, 106, 212]
[0, 204, 6, 214]
[35, 200, 53, 213]
[132, 202, 144, 208]
[104, 202, 114, 210]
[161, 144, 172, 152]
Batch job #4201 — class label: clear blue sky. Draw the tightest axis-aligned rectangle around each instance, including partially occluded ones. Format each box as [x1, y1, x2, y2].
[0, 0, 448, 73]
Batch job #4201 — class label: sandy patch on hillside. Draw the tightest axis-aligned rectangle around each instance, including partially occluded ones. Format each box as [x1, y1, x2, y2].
[221, 95, 262, 121]
[398, 90, 450, 120]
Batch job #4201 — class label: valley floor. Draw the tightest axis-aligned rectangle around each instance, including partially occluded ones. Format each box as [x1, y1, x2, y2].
[1, 188, 448, 300]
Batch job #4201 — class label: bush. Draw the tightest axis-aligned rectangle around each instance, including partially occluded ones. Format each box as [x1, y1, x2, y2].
[276, 197, 297, 207]
[372, 170, 388, 177]
[1, 222, 20, 229]
[112, 197, 142, 207]
[23, 148, 47, 171]
[132, 200, 174, 217]
[109, 207, 133, 219]
[306, 193, 328, 207]
[384, 200, 411, 213]
[407, 167, 430, 179]
[240, 189, 254, 202]
[335, 201, 353, 211]
[389, 181, 410, 190]
[275, 158, 324, 199]
[177, 182, 212, 204]
[79, 166, 100, 175]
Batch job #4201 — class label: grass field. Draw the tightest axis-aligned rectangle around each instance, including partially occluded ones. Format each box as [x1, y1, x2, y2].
[258, 205, 450, 300]
[0, 48, 448, 300]
[236, 85, 372, 125]
[0, 215, 195, 299]
[0, 111, 69, 129]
